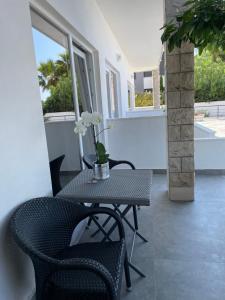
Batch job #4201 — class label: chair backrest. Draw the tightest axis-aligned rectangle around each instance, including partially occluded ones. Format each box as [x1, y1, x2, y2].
[83, 154, 135, 170]
[11, 197, 84, 259]
[49, 155, 65, 196]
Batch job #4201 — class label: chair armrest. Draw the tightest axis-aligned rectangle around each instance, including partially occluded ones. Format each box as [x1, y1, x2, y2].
[51, 198, 125, 239]
[78, 206, 125, 240]
[109, 159, 135, 170]
[47, 257, 116, 299]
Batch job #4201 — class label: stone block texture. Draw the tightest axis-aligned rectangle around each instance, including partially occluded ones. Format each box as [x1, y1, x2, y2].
[153, 69, 161, 109]
[165, 0, 195, 201]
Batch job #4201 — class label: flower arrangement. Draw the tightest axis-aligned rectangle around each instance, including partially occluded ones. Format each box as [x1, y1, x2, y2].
[74, 111, 111, 165]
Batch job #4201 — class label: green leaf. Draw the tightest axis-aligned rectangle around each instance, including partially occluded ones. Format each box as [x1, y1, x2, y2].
[160, 0, 225, 53]
[96, 142, 109, 164]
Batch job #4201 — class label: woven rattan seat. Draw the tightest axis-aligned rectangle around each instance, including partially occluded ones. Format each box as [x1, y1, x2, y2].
[11, 197, 131, 300]
[47, 241, 125, 299]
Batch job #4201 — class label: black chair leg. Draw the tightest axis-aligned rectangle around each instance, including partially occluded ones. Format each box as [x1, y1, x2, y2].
[124, 252, 132, 291]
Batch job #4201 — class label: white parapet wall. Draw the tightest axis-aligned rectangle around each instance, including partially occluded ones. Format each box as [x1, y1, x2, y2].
[195, 138, 225, 169]
[106, 116, 168, 169]
[195, 123, 216, 138]
[45, 120, 81, 171]
[106, 115, 225, 171]
[126, 107, 166, 118]
[44, 115, 225, 171]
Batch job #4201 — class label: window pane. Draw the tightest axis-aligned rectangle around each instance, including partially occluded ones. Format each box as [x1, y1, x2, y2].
[134, 71, 153, 107]
[144, 71, 152, 77]
[32, 28, 74, 120]
[106, 68, 119, 118]
[73, 50, 95, 156]
[32, 21, 81, 174]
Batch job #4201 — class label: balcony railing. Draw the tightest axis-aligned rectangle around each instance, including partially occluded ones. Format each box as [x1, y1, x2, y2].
[195, 104, 225, 120]
[44, 112, 76, 122]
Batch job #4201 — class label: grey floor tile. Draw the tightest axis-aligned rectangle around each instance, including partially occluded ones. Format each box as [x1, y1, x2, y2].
[153, 199, 225, 263]
[121, 257, 155, 300]
[155, 259, 225, 300]
[195, 175, 225, 201]
[77, 174, 225, 299]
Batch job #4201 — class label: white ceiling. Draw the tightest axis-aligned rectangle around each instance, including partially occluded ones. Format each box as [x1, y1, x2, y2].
[96, 0, 164, 72]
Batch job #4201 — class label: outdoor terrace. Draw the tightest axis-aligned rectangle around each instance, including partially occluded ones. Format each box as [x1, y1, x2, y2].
[73, 174, 225, 300]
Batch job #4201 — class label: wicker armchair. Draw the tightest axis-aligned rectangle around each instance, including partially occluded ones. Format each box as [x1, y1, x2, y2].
[11, 197, 131, 300]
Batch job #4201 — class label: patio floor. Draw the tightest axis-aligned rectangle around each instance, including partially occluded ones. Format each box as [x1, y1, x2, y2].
[122, 174, 225, 300]
[63, 173, 225, 299]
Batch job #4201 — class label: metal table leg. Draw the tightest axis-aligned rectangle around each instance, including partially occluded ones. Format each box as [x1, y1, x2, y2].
[101, 205, 132, 242]
[86, 203, 99, 229]
[91, 204, 120, 238]
[101, 204, 147, 278]
[114, 205, 148, 243]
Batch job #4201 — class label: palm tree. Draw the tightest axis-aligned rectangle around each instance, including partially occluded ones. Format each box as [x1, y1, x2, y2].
[38, 52, 70, 91]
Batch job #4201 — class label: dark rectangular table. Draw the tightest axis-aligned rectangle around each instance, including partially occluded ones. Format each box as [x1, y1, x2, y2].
[57, 169, 152, 277]
[58, 169, 152, 206]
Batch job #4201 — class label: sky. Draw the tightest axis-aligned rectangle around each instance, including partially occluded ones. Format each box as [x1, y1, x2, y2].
[32, 28, 65, 100]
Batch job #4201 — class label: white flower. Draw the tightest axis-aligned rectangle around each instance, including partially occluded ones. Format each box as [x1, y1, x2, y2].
[74, 112, 103, 137]
[74, 120, 87, 136]
[107, 123, 113, 129]
[91, 112, 102, 125]
[81, 111, 92, 127]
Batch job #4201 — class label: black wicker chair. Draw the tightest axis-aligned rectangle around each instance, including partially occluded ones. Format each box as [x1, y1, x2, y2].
[83, 154, 135, 170]
[11, 197, 131, 300]
[49, 155, 65, 196]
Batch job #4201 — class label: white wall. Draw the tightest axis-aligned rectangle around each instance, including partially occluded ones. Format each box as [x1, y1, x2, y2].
[106, 116, 225, 171]
[45, 117, 168, 170]
[0, 1, 52, 299]
[44, 117, 225, 173]
[107, 116, 168, 169]
[45, 121, 81, 171]
[126, 108, 166, 118]
[195, 138, 225, 169]
[195, 123, 216, 138]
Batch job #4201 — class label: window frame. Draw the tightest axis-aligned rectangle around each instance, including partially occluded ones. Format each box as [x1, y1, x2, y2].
[105, 62, 121, 119]
[30, 7, 99, 168]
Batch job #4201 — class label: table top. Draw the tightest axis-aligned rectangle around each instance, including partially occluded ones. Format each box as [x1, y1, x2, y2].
[57, 169, 152, 206]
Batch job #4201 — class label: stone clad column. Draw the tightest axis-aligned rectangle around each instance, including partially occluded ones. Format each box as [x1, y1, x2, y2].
[165, 0, 195, 201]
[152, 68, 161, 109]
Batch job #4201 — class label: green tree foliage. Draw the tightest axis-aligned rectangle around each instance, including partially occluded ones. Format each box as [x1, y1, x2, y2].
[161, 0, 225, 102]
[135, 92, 153, 107]
[38, 52, 70, 90]
[195, 50, 225, 102]
[42, 76, 74, 114]
[38, 52, 73, 113]
[161, 0, 225, 54]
